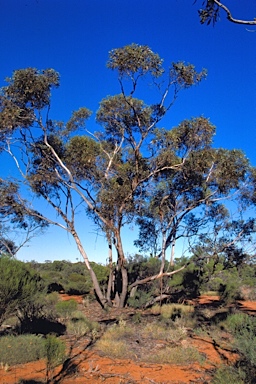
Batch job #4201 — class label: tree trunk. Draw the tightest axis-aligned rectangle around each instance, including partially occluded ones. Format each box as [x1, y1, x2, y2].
[106, 240, 114, 305]
[114, 230, 128, 308]
[170, 239, 175, 267]
[71, 228, 109, 308]
[119, 265, 128, 307]
[159, 231, 167, 275]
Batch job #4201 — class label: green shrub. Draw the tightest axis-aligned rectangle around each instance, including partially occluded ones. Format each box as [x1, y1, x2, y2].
[221, 313, 256, 383]
[45, 335, 66, 382]
[55, 299, 77, 320]
[224, 313, 249, 333]
[66, 311, 100, 337]
[212, 365, 245, 384]
[234, 321, 256, 368]
[0, 334, 45, 365]
[45, 292, 60, 306]
[42, 292, 60, 319]
[127, 290, 152, 308]
[0, 255, 43, 325]
[207, 277, 224, 292]
[64, 273, 91, 295]
[218, 281, 241, 305]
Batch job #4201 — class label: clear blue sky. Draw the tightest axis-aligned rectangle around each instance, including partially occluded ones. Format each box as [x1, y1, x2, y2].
[1, 0, 256, 263]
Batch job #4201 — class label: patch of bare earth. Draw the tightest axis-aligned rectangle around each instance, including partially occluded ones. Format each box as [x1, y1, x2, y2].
[1, 295, 255, 384]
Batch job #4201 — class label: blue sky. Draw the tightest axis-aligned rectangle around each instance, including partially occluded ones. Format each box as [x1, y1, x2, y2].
[1, 0, 256, 263]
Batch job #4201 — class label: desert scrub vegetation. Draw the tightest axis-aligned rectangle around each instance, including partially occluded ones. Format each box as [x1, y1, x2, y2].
[95, 316, 204, 365]
[0, 334, 45, 365]
[95, 324, 135, 359]
[146, 344, 204, 365]
[55, 299, 78, 321]
[151, 303, 194, 320]
[0, 333, 66, 375]
[66, 311, 100, 338]
[212, 365, 245, 384]
[150, 303, 196, 328]
[45, 335, 66, 382]
[212, 313, 256, 384]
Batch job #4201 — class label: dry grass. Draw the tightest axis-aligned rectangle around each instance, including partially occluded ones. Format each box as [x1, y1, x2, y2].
[151, 303, 194, 319]
[66, 311, 100, 338]
[95, 323, 134, 359]
[95, 316, 204, 365]
[147, 344, 204, 365]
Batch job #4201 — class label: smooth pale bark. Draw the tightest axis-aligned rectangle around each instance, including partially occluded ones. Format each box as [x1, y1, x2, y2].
[114, 230, 128, 308]
[106, 240, 114, 306]
[71, 228, 109, 308]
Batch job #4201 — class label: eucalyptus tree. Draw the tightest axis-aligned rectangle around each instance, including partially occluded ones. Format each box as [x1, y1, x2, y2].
[2, 45, 254, 308]
[133, 127, 256, 291]
[0, 44, 208, 307]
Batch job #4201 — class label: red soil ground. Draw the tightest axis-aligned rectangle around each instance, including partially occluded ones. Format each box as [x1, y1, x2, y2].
[1, 295, 255, 384]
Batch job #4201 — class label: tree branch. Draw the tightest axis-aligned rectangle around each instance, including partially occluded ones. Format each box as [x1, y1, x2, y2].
[213, 0, 256, 25]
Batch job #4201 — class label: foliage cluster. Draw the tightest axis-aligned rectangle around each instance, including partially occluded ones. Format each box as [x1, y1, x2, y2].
[0, 334, 45, 366]
[0, 255, 44, 326]
[213, 313, 256, 384]
[29, 259, 108, 295]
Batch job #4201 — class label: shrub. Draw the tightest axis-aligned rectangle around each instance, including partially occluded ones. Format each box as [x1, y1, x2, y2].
[0, 334, 45, 365]
[216, 268, 243, 305]
[221, 313, 256, 383]
[224, 313, 249, 333]
[0, 255, 43, 325]
[212, 365, 245, 384]
[95, 318, 203, 365]
[45, 335, 66, 382]
[42, 292, 60, 319]
[55, 299, 77, 320]
[95, 323, 134, 359]
[234, 320, 256, 368]
[127, 289, 153, 308]
[147, 345, 204, 365]
[141, 321, 188, 343]
[66, 311, 100, 338]
[159, 303, 194, 321]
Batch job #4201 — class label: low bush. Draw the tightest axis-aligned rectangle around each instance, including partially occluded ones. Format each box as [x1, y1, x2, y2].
[223, 313, 249, 333]
[127, 290, 153, 309]
[45, 335, 66, 382]
[0, 334, 45, 365]
[95, 323, 134, 359]
[95, 317, 203, 365]
[151, 303, 194, 321]
[147, 344, 204, 365]
[212, 365, 245, 384]
[142, 322, 187, 343]
[55, 299, 77, 320]
[45, 334, 66, 366]
[66, 311, 100, 338]
[220, 313, 256, 383]
[218, 278, 242, 305]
